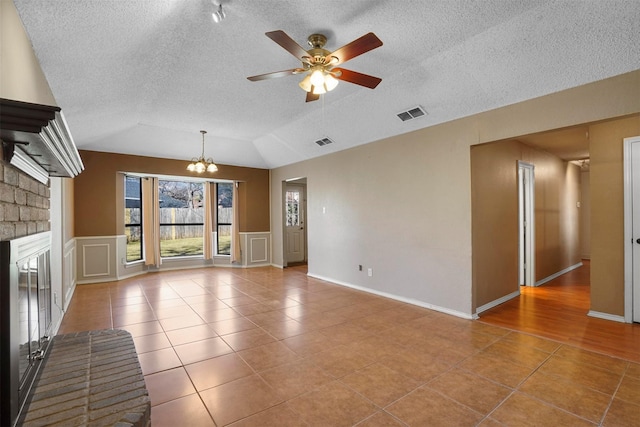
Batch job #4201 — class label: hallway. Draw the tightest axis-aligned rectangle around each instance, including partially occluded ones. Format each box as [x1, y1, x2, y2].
[479, 260, 640, 362]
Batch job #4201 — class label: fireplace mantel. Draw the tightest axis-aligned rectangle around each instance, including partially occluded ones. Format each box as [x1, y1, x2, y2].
[0, 98, 84, 182]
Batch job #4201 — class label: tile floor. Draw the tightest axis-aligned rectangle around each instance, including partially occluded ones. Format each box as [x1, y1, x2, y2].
[58, 266, 640, 426]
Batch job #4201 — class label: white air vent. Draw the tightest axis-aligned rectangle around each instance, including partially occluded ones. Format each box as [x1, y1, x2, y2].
[397, 106, 427, 122]
[314, 137, 334, 147]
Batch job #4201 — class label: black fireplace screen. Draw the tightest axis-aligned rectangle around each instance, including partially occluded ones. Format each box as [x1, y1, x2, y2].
[1, 232, 52, 427]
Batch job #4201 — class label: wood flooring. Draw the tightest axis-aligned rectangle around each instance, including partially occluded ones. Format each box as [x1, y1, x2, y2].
[478, 260, 640, 363]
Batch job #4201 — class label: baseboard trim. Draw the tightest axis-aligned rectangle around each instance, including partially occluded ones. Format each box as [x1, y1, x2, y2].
[587, 310, 626, 323]
[535, 262, 583, 287]
[475, 289, 521, 316]
[307, 273, 473, 320]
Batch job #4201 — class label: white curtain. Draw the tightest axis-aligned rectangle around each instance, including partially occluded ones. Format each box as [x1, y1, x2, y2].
[142, 177, 161, 267]
[231, 181, 241, 263]
[203, 182, 214, 260]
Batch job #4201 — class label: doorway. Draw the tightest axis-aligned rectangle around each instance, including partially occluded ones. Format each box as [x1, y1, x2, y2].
[624, 136, 640, 323]
[284, 180, 307, 267]
[518, 161, 535, 286]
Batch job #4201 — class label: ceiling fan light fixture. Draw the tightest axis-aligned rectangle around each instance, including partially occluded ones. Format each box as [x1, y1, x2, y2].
[312, 84, 326, 95]
[187, 130, 218, 173]
[299, 74, 312, 92]
[324, 73, 339, 91]
[310, 68, 325, 87]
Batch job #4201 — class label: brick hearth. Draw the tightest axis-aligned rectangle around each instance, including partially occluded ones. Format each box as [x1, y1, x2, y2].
[22, 330, 150, 427]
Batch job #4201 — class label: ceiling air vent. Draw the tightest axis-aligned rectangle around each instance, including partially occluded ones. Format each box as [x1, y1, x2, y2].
[397, 105, 427, 122]
[314, 137, 334, 147]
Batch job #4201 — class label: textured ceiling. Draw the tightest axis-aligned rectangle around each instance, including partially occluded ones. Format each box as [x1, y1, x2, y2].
[12, 0, 640, 169]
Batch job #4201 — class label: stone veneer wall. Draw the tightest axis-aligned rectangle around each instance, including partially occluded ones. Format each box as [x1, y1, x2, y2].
[0, 152, 50, 240]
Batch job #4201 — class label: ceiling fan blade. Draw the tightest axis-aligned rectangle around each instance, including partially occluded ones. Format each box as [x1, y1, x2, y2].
[329, 33, 383, 65]
[333, 68, 382, 89]
[247, 69, 302, 81]
[266, 30, 310, 61]
[306, 91, 320, 102]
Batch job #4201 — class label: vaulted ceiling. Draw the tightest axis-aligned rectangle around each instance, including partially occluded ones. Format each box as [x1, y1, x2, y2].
[13, 0, 640, 169]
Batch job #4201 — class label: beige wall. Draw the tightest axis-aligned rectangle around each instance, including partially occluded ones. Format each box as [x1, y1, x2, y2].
[580, 170, 591, 259]
[0, 0, 57, 106]
[471, 140, 581, 310]
[589, 115, 640, 316]
[271, 71, 640, 318]
[74, 150, 269, 237]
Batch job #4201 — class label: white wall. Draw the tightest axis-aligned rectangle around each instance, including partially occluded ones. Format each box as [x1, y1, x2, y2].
[271, 71, 640, 318]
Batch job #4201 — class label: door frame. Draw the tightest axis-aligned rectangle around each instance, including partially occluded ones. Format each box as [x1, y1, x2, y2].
[518, 161, 535, 286]
[623, 135, 640, 323]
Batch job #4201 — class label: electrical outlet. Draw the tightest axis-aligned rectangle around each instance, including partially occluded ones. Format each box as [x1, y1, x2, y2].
[367, 268, 373, 277]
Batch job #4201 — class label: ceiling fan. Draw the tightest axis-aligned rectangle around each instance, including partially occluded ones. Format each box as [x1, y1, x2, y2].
[247, 30, 383, 102]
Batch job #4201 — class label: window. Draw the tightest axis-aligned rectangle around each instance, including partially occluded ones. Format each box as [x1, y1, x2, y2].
[286, 189, 300, 226]
[217, 183, 233, 255]
[158, 180, 204, 257]
[124, 175, 142, 262]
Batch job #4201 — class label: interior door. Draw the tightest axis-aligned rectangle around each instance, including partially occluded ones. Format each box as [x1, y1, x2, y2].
[518, 162, 535, 286]
[285, 185, 305, 264]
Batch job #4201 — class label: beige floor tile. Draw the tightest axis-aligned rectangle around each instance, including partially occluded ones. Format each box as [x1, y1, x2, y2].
[228, 403, 307, 427]
[427, 368, 512, 414]
[626, 362, 640, 380]
[282, 330, 340, 356]
[118, 320, 164, 338]
[519, 370, 611, 422]
[288, 381, 378, 427]
[481, 339, 551, 369]
[259, 359, 334, 400]
[132, 332, 171, 354]
[221, 327, 277, 351]
[307, 345, 375, 378]
[150, 394, 215, 427]
[341, 363, 421, 407]
[209, 317, 258, 335]
[144, 367, 196, 406]
[355, 411, 406, 426]
[554, 345, 629, 374]
[185, 353, 254, 391]
[491, 392, 595, 427]
[602, 398, 640, 427]
[615, 375, 640, 405]
[378, 348, 451, 383]
[238, 341, 301, 372]
[200, 374, 284, 426]
[158, 313, 205, 331]
[458, 351, 535, 388]
[501, 331, 562, 353]
[164, 323, 218, 346]
[386, 387, 483, 426]
[173, 336, 233, 365]
[539, 355, 624, 395]
[137, 347, 182, 375]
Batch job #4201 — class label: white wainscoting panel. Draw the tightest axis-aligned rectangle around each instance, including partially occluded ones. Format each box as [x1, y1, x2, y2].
[63, 239, 76, 310]
[76, 236, 118, 284]
[240, 232, 271, 267]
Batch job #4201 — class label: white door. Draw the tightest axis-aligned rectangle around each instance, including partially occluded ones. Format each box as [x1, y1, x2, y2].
[632, 139, 640, 322]
[285, 185, 305, 264]
[518, 162, 535, 286]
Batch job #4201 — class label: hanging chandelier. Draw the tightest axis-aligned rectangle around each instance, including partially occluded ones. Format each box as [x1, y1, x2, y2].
[187, 130, 218, 173]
